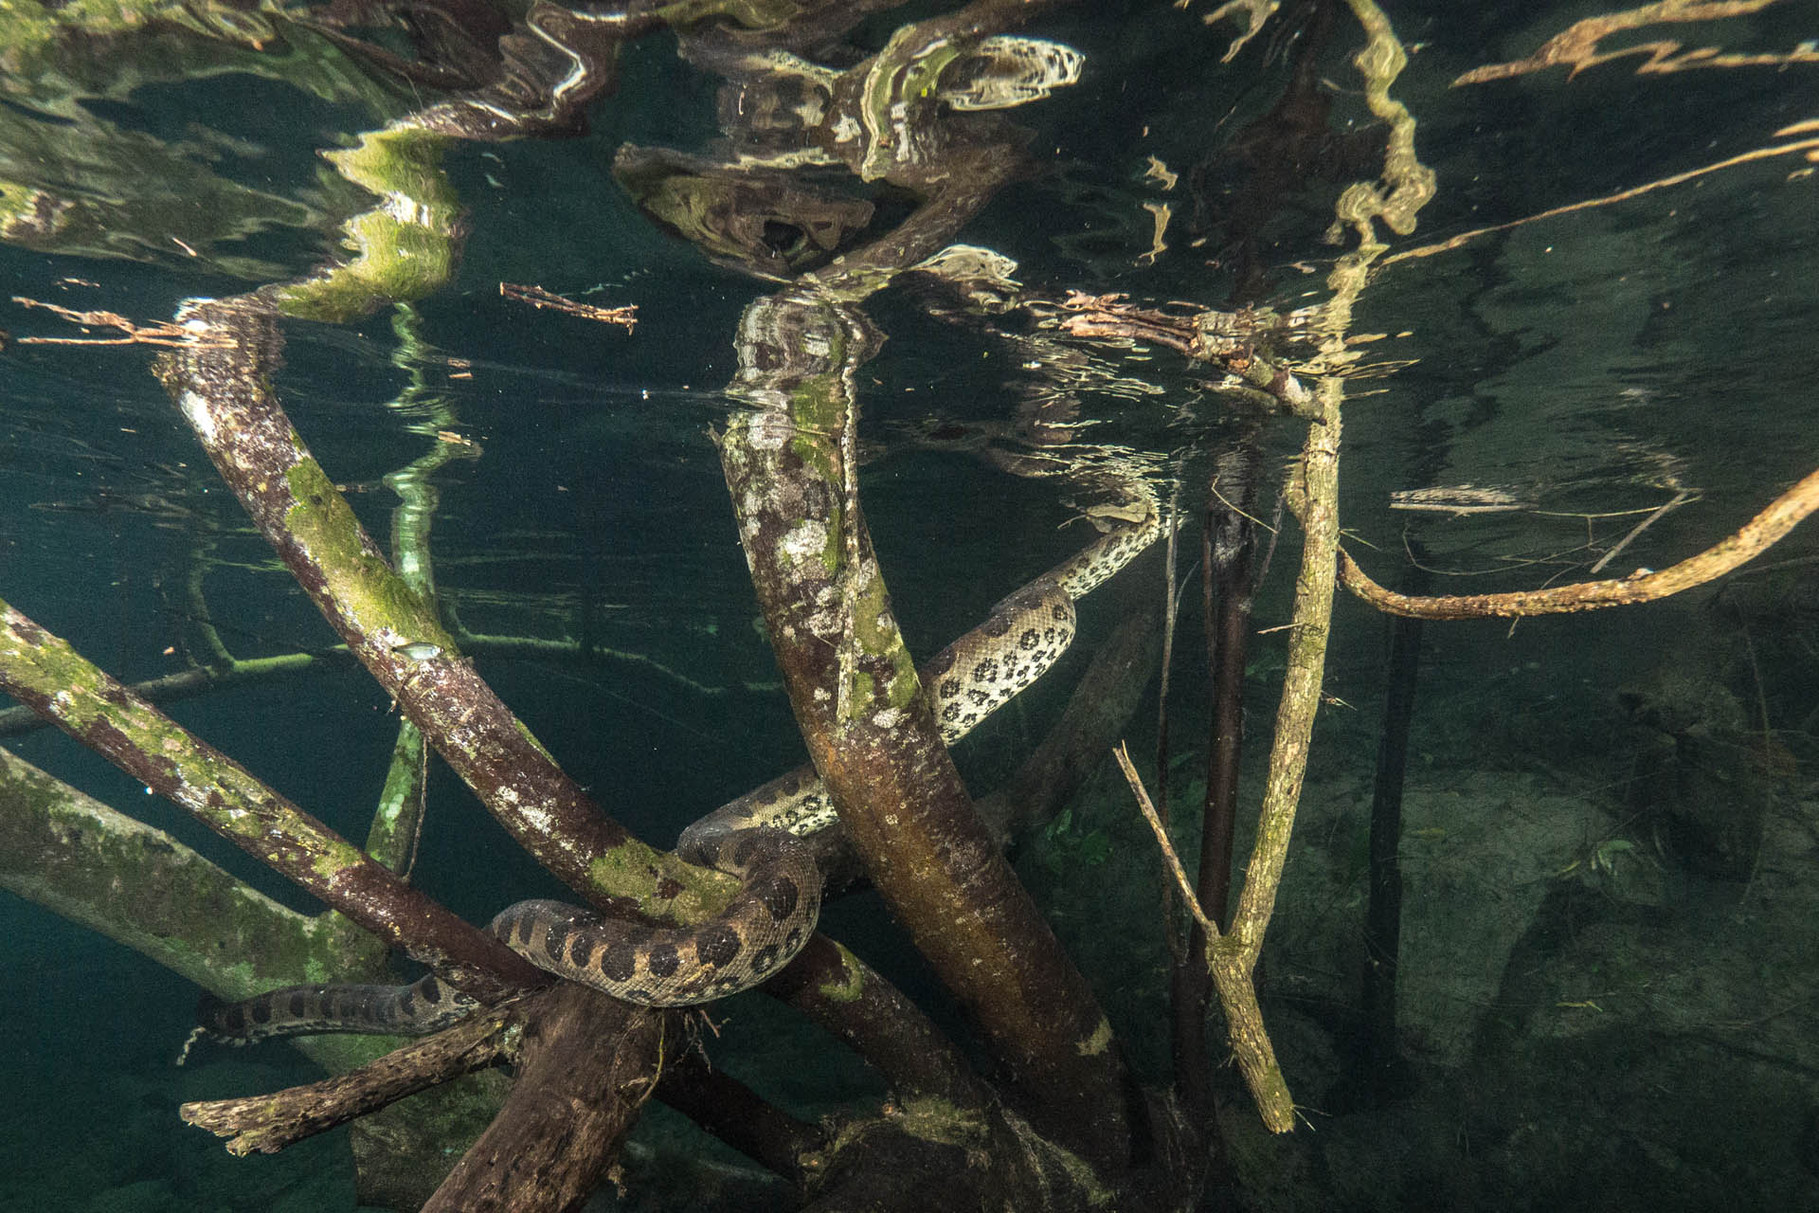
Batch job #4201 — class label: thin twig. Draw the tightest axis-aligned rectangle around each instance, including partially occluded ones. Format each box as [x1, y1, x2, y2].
[499, 283, 638, 330]
[1588, 489, 1691, 575]
[1156, 466, 1184, 961]
[1114, 742, 1220, 943]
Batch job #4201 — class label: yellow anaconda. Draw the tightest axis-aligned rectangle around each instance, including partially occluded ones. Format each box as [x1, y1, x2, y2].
[198, 506, 1158, 1044]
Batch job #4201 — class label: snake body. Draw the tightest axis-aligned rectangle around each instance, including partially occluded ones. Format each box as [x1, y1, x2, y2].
[199, 508, 1157, 1044]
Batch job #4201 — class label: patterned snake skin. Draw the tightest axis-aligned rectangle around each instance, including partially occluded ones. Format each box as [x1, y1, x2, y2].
[199, 507, 1158, 1044]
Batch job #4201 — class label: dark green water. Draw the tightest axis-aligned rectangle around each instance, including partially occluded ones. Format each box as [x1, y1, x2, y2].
[2, 2, 1816, 1209]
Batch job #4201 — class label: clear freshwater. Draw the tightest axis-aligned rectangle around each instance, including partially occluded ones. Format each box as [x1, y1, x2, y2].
[1, 2, 1815, 1210]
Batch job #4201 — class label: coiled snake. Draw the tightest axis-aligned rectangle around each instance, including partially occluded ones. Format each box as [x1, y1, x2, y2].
[199, 506, 1158, 1044]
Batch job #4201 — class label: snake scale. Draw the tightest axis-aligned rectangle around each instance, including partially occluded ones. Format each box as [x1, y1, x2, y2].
[198, 505, 1158, 1045]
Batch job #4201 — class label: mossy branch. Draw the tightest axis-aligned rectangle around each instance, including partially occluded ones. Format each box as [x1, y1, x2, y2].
[0, 598, 541, 1001]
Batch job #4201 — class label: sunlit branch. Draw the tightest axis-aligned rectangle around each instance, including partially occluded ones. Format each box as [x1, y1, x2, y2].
[1341, 466, 1819, 619]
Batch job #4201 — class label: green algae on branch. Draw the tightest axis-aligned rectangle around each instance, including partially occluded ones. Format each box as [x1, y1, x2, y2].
[0, 745, 386, 1002]
[281, 457, 453, 646]
[157, 299, 726, 920]
[0, 596, 541, 999]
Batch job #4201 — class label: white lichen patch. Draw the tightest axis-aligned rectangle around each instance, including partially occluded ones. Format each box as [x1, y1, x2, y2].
[746, 412, 796, 450]
[779, 519, 830, 567]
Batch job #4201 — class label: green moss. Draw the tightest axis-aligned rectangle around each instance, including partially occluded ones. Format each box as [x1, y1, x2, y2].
[280, 458, 445, 640]
[1075, 1015, 1114, 1057]
[849, 570, 918, 710]
[366, 725, 424, 866]
[892, 1095, 987, 1147]
[816, 952, 866, 1002]
[273, 126, 460, 322]
[512, 715, 557, 764]
[0, 746, 386, 1001]
[585, 839, 736, 923]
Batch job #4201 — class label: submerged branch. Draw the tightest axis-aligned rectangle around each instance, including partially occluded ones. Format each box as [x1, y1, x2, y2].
[0, 598, 541, 1002]
[421, 988, 664, 1213]
[762, 935, 992, 1114]
[0, 745, 383, 1001]
[153, 296, 736, 924]
[1340, 466, 1819, 618]
[181, 1001, 524, 1156]
[719, 287, 1137, 1174]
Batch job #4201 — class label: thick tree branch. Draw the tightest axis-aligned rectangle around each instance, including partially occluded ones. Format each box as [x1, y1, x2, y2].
[0, 744, 384, 1000]
[152, 297, 736, 925]
[762, 935, 992, 1113]
[421, 986, 664, 1213]
[0, 599, 540, 1001]
[718, 288, 1138, 1173]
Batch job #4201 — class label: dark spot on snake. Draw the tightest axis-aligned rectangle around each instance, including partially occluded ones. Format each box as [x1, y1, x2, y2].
[419, 976, 443, 1002]
[1019, 628, 1041, 650]
[939, 677, 961, 698]
[250, 998, 272, 1025]
[221, 1006, 246, 1034]
[732, 833, 766, 868]
[288, 991, 309, 1018]
[569, 936, 595, 969]
[697, 923, 743, 967]
[598, 940, 639, 982]
[1052, 602, 1070, 622]
[942, 703, 962, 722]
[785, 927, 803, 951]
[541, 921, 572, 961]
[755, 873, 801, 921]
[984, 615, 1012, 638]
[928, 649, 956, 676]
[968, 688, 991, 707]
[971, 657, 999, 681]
[646, 943, 681, 979]
[513, 913, 537, 948]
[751, 943, 781, 974]
[398, 990, 416, 1017]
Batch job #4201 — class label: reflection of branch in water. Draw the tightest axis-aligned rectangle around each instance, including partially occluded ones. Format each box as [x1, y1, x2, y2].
[1453, 0, 1804, 85]
[1383, 122, 1819, 268]
[1053, 291, 1318, 417]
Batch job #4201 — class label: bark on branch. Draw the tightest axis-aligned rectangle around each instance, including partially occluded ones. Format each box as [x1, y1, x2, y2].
[0, 598, 541, 1002]
[718, 288, 1139, 1174]
[1340, 466, 1819, 619]
[181, 1002, 524, 1156]
[152, 296, 737, 925]
[421, 986, 665, 1213]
